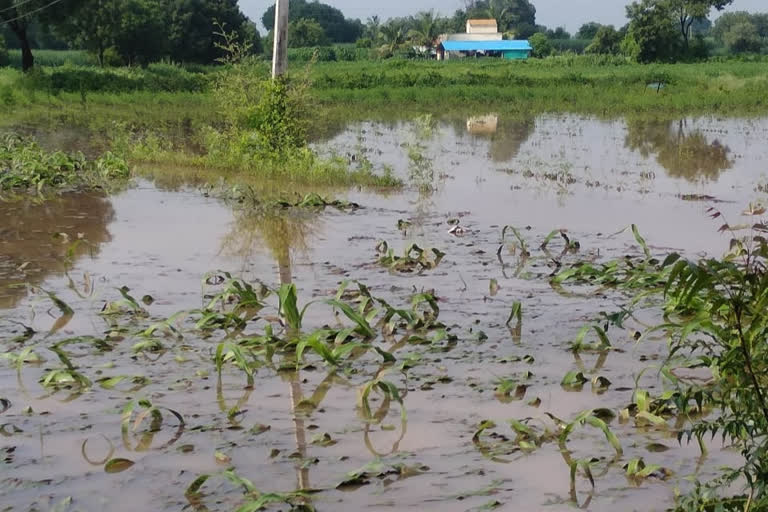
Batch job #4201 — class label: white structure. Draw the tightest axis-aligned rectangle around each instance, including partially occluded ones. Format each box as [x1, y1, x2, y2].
[466, 19, 499, 35]
[444, 32, 503, 42]
[437, 19, 505, 60]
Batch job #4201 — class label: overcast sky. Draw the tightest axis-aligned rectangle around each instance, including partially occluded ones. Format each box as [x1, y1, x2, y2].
[241, 0, 765, 33]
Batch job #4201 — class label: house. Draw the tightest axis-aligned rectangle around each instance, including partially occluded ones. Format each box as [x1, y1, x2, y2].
[436, 19, 532, 61]
[466, 19, 499, 35]
[438, 40, 533, 60]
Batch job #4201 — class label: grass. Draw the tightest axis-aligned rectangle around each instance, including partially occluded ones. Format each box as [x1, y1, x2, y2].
[1, 55, 768, 121]
[306, 57, 768, 115]
[6, 49, 91, 68]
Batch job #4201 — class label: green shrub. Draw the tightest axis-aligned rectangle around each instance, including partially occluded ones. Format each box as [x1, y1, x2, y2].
[26, 64, 209, 94]
[355, 38, 373, 49]
[551, 39, 591, 54]
[0, 135, 129, 191]
[0, 35, 8, 67]
[7, 49, 91, 68]
[529, 33, 553, 58]
[0, 84, 15, 105]
[102, 47, 124, 67]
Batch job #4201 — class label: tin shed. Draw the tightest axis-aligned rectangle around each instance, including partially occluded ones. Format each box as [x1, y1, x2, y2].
[438, 40, 533, 60]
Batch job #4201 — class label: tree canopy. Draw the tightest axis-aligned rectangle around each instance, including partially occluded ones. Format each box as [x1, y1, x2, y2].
[262, 0, 362, 43]
[576, 22, 603, 40]
[463, 0, 537, 36]
[585, 25, 623, 54]
[0, 0, 86, 70]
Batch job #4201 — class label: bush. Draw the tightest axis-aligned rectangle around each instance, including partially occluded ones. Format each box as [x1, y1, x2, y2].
[585, 26, 622, 55]
[288, 46, 337, 62]
[26, 64, 208, 94]
[529, 33, 553, 58]
[7, 49, 92, 68]
[102, 47, 124, 67]
[551, 39, 591, 54]
[0, 35, 8, 67]
[355, 38, 373, 49]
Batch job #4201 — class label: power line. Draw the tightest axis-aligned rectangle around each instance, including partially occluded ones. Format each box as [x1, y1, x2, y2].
[0, 0, 67, 27]
[0, 0, 45, 16]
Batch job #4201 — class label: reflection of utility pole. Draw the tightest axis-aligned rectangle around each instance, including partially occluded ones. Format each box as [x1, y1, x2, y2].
[272, 0, 289, 78]
[289, 372, 311, 490]
[277, 245, 292, 288]
[276, 249, 309, 491]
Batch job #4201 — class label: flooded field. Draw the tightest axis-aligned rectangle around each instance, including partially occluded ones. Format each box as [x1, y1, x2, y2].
[2, 114, 766, 511]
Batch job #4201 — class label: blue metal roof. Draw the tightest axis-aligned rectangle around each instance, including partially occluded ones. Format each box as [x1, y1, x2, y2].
[441, 40, 532, 52]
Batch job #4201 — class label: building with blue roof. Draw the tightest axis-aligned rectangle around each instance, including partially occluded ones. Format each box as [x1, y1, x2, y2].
[436, 19, 532, 61]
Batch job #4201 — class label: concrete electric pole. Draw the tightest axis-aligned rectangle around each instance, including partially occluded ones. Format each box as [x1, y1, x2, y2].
[272, 0, 289, 78]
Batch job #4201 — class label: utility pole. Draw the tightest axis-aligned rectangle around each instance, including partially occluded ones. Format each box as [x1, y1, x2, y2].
[272, 0, 289, 78]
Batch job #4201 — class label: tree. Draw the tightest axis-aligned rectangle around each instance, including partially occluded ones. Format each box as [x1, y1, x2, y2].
[624, 0, 682, 62]
[586, 25, 622, 54]
[546, 26, 571, 40]
[55, 0, 170, 66]
[114, 0, 171, 65]
[409, 11, 440, 51]
[576, 22, 603, 40]
[723, 22, 762, 53]
[713, 12, 768, 43]
[364, 15, 381, 41]
[262, 0, 362, 43]
[667, 0, 732, 48]
[464, 0, 537, 34]
[168, 0, 254, 64]
[288, 18, 329, 48]
[55, 0, 118, 66]
[379, 22, 406, 56]
[529, 32, 552, 58]
[0, 0, 86, 71]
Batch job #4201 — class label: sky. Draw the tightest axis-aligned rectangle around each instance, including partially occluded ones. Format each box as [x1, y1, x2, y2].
[241, 0, 765, 33]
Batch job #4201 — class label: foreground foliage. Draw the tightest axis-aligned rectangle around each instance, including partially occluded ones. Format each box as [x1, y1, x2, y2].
[0, 135, 129, 193]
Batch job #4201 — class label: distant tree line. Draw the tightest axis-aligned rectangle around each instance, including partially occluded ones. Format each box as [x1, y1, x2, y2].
[0, 0, 767, 70]
[0, 0, 260, 70]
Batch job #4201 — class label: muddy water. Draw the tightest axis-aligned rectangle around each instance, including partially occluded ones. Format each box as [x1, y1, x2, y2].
[1, 115, 766, 512]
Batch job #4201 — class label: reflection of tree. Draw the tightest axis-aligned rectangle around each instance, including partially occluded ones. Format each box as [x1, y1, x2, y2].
[489, 117, 536, 163]
[0, 192, 115, 309]
[625, 119, 733, 182]
[219, 209, 318, 284]
[453, 115, 536, 163]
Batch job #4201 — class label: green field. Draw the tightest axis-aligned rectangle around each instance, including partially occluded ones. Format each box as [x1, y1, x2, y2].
[1, 55, 768, 123]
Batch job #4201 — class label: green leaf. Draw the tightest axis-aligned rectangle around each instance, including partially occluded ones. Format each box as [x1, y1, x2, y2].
[105, 458, 135, 473]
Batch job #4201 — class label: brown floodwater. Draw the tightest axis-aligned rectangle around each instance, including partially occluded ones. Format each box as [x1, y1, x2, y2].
[1, 114, 765, 511]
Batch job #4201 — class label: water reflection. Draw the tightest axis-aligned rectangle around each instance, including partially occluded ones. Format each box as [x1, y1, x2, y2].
[219, 209, 318, 283]
[0, 193, 115, 309]
[220, 206, 321, 493]
[467, 115, 499, 135]
[460, 115, 537, 163]
[625, 119, 733, 182]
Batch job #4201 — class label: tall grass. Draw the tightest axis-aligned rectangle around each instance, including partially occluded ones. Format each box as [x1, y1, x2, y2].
[303, 57, 768, 115]
[6, 49, 91, 68]
[2, 55, 768, 122]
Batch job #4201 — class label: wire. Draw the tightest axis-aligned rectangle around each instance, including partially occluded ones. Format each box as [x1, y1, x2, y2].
[0, 0, 45, 16]
[0, 0, 67, 27]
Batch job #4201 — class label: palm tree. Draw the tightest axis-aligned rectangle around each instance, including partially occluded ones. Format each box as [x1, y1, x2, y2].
[365, 15, 381, 41]
[485, 0, 510, 29]
[379, 23, 406, 56]
[409, 10, 440, 52]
